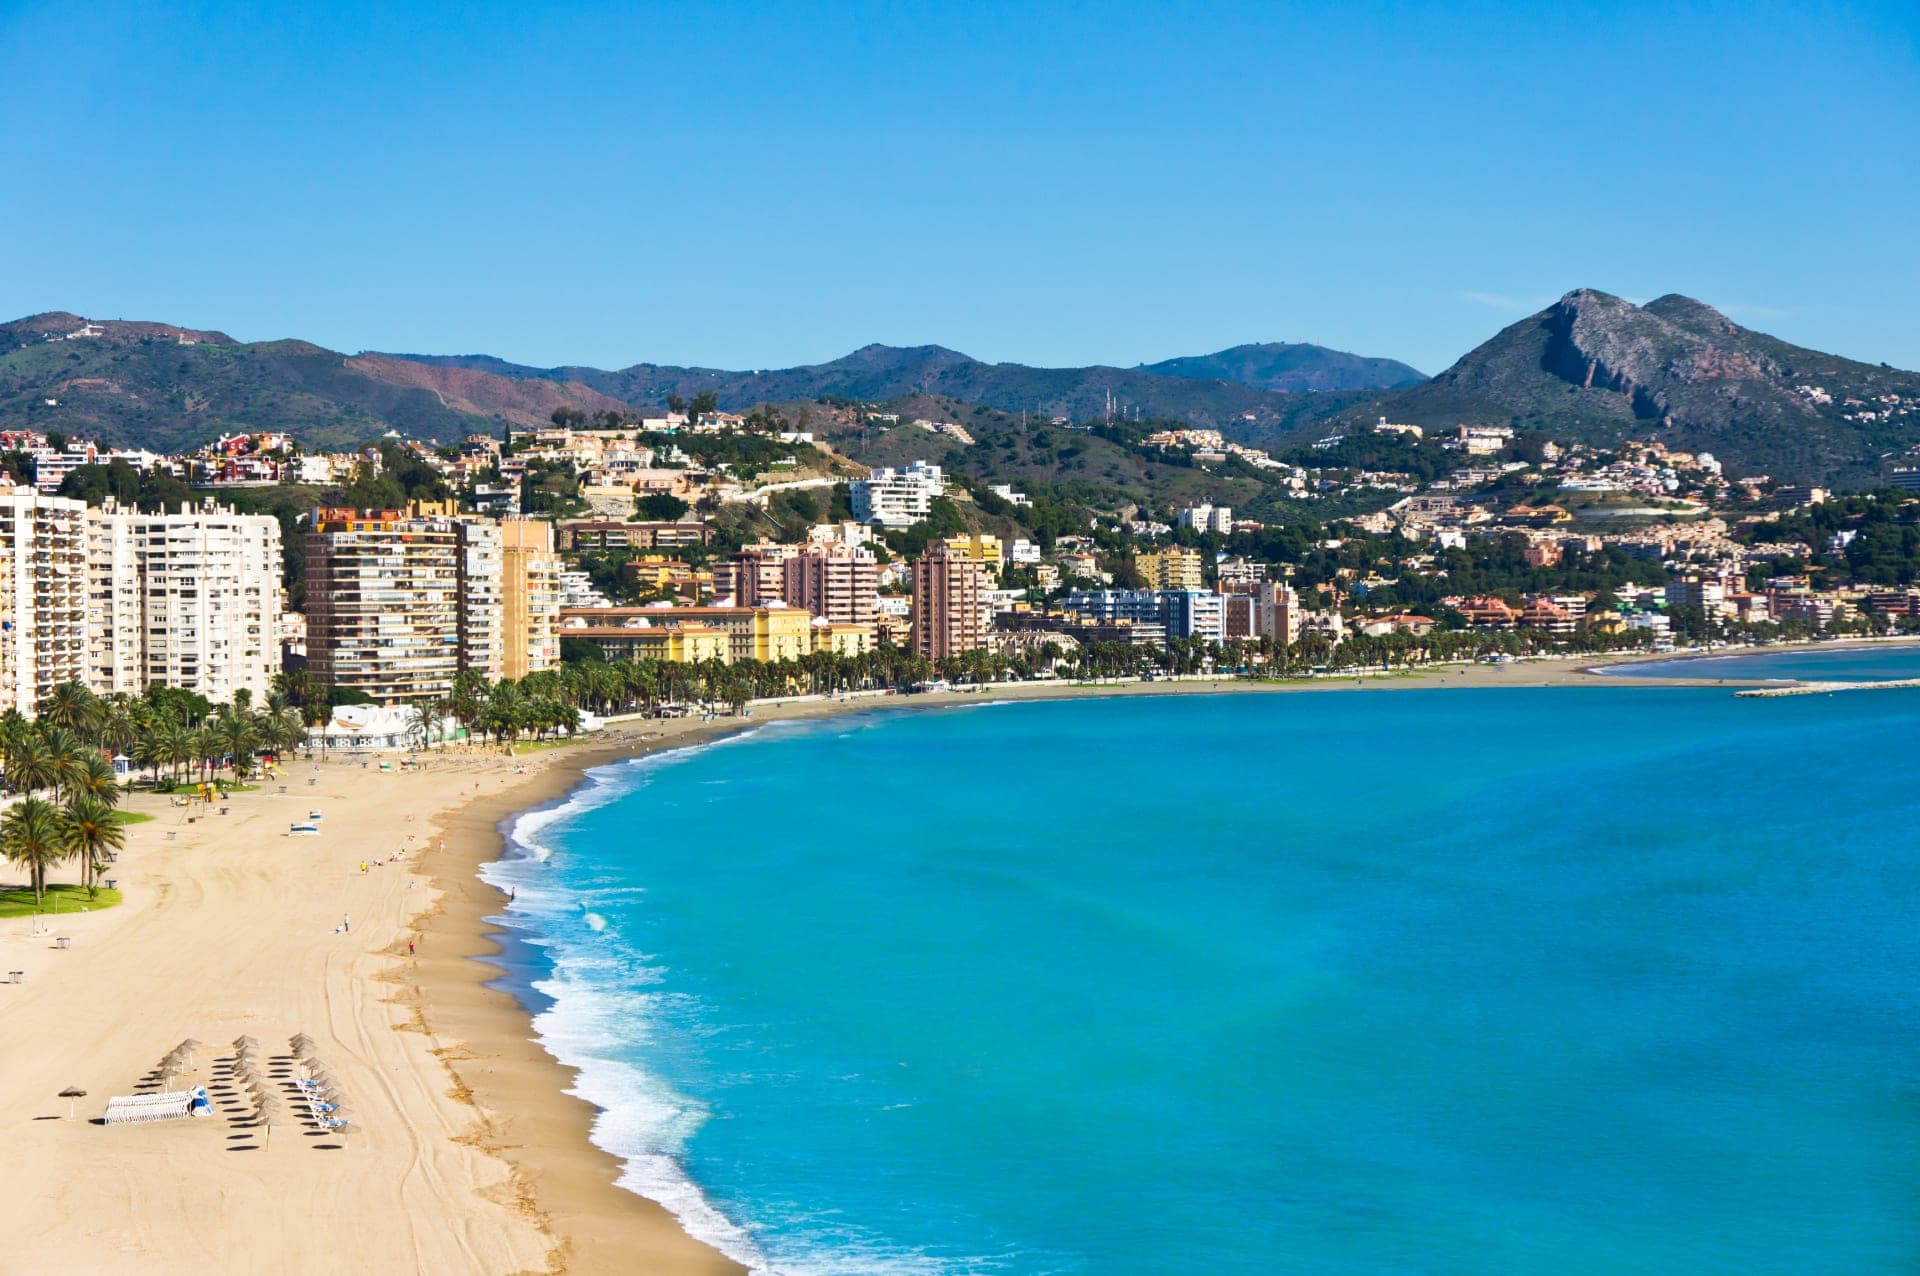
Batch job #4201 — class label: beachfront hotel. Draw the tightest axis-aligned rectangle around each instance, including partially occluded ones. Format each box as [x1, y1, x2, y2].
[910, 545, 989, 660]
[1, 487, 284, 714]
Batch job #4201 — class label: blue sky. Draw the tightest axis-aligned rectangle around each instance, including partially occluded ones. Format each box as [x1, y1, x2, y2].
[3, 1, 1915, 375]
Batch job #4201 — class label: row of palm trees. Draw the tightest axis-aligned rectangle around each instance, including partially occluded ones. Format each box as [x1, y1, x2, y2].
[4, 682, 308, 786]
[404, 647, 1019, 747]
[1, 683, 311, 906]
[0, 732, 125, 906]
[396, 625, 1647, 750]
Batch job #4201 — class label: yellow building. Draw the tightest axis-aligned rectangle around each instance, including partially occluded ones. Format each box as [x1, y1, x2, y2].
[1138, 548, 1205, 590]
[556, 617, 730, 665]
[500, 517, 562, 680]
[942, 533, 1004, 576]
[557, 604, 815, 664]
[812, 620, 876, 657]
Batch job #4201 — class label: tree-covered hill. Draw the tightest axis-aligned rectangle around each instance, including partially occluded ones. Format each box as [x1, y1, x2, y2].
[0, 313, 628, 451]
[1137, 342, 1425, 392]
[1304, 290, 1920, 485]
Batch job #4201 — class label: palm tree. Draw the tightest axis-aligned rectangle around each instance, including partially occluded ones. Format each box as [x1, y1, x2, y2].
[208, 708, 258, 778]
[190, 725, 219, 786]
[405, 703, 434, 752]
[262, 707, 306, 761]
[60, 794, 125, 896]
[97, 696, 138, 761]
[70, 751, 121, 808]
[40, 726, 88, 800]
[39, 682, 101, 742]
[4, 728, 57, 796]
[2, 796, 70, 906]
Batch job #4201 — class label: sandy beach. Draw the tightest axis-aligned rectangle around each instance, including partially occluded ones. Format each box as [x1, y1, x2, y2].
[0, 644, 1892, 1274]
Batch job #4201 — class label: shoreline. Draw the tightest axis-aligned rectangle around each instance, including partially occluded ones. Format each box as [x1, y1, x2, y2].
[409, 726, 752, 1275]
[4, 636, 1906, 1273]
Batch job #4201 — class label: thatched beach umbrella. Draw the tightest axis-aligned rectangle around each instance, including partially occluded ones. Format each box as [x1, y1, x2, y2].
[256, 1090, 288, 1147]
[174, 1038, 203, 1063]
[289, 1032, 315, 1052]
[59, 1086, 86, 1119]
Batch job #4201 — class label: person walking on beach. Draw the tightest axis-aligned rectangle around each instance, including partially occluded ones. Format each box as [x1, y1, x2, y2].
[342, 913, 351, 933]
[407, 939, 415, 956]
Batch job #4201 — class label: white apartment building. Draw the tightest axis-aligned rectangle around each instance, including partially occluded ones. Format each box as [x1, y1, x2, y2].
[851, 461, 945, 527]
[128, 503, 283, 704]
[1176, 504, 1234, 534]
[808, 520, 874, 549]
[85, 506, 144, 696]
[77, 499, 285, 705]
[0, 488, 89, 716]
[456, 519, 506, 683]
[31, 444, 100, 494]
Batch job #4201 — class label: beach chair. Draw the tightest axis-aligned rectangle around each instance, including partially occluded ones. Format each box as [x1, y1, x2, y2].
[104, 1090, 196, 1124]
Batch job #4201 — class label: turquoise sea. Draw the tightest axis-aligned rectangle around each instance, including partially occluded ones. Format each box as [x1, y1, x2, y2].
[1610, 642, 1920, 683]
[482, 668, 1920, 1274]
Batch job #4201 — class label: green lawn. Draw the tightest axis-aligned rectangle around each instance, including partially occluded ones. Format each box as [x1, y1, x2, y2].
[510, 737, 586, 755]
[0, 883, 123, 919]
[112, 811, 155, 825]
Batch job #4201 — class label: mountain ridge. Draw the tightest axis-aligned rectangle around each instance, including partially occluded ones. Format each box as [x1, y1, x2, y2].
[374, 339, 1417, 426]
[7, 298, 1920, 485]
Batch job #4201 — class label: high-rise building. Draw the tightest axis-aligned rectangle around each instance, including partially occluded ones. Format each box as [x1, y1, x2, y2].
[455, 519, 505, 683]
[4, 489, 282, 711]
[1255, 582, 1302, 646]
[782, 543, 878, 625]
[911, 546, 988, 660]
[0, 487, 89, 716]
[721, 543, 797, 607]
[306, 508, 471, 704]
[123, 501, 282, 704]
[84, 504, 144, 697]
[500, 517, 562, 679]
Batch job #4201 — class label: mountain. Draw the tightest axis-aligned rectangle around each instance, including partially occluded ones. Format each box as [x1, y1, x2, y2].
[1136, 343, 1425, 392]
[0, 313, 628, 451]
[1313, 290, 1920, 484]
[385, 342, 1399, 429]
[10, 301, 1917, 487]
